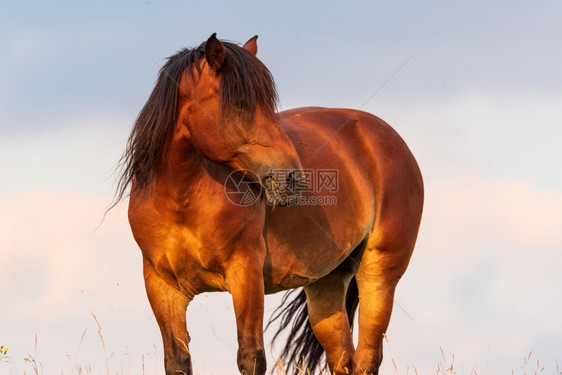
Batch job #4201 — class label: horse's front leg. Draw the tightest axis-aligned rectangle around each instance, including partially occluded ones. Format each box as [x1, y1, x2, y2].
[143, 258, 193, 375]
[225, 245, 267, 375]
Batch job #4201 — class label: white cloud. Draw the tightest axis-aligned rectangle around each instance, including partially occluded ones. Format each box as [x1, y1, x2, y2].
[372, 89, 562, 190]
[0, 116, 130, 194]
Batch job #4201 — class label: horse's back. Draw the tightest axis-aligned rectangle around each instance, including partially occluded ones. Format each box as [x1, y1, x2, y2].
[280, 107, 423, 217]
[280, 107, 416, 167]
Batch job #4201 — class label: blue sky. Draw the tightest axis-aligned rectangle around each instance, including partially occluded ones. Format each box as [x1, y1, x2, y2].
[1, 1, 561, 374]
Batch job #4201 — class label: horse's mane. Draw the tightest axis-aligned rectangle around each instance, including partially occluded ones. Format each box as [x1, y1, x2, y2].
[114, 39, 278, 203]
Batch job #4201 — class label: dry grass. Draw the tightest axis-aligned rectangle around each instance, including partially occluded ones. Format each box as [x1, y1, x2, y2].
[1, 321, 560, 375]
[0, 313, 123, 375]
[91, 311, 112, 375]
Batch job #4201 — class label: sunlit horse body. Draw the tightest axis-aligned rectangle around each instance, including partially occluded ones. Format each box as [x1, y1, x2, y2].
[117, 34, 423, 375]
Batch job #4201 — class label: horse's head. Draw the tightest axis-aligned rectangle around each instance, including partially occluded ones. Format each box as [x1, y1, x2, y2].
[177, 34, 304, 205]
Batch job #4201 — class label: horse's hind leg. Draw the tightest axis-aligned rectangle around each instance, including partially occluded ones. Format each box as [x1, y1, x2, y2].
[143, 258, 193, 375]
[304, 267, 355, 374]
[352, 236, 417, 375]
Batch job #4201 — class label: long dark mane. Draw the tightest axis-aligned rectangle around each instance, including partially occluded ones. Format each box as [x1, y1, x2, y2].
[114, 38, 278, 203]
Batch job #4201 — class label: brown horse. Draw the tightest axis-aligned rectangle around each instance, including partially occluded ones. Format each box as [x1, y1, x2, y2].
[116, 34, 423, 375]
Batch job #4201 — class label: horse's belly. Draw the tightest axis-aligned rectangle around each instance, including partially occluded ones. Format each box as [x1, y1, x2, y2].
[263, 231, 365, 293]
[263, 193, 374, 292]
[263, 241, 352, 293]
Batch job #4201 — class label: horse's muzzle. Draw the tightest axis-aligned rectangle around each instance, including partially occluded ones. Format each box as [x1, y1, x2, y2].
[262, 170, 304, 207]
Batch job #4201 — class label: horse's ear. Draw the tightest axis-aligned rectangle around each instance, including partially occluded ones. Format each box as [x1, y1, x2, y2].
[243, 35, 258, 56]
[205, 33, 225, 71]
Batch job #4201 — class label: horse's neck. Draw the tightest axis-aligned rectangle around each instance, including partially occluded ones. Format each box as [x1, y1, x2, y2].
[158, 133, 222, 203]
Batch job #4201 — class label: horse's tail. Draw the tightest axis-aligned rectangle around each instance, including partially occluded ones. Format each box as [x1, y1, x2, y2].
[267, 277, 359, 374]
